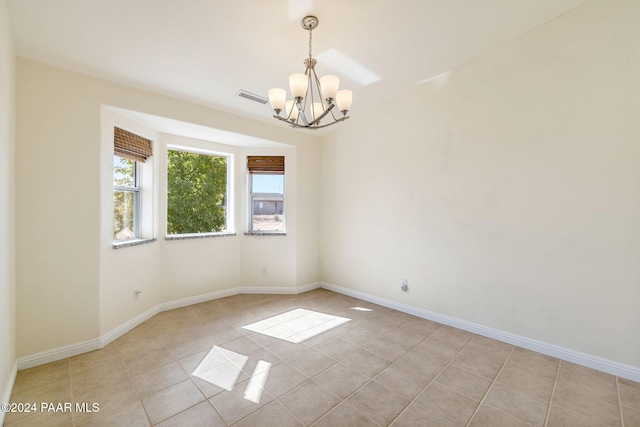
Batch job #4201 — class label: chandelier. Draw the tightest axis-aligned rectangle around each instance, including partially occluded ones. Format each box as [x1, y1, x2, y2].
[268, 16, 352, 130]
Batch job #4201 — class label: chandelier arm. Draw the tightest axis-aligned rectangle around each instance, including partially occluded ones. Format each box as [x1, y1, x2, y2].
[312, 115, 349, 129]
[328, 104, 340, 121]
[283, 103, 293, 121]
[289, 115, 350, 130]
[311, 67, 323, 97]
[309, 103, 335, 126]
[309, 65, 329, 124]
[296, 101, 310, 126]
[309, 71, 317, 123]
[273, 114, 293, 124]
[277, 114, 349, 130]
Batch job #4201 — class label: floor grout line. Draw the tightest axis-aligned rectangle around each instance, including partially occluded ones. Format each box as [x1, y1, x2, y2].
[308, 319, 441, 426]
[464, 345, 514, 427]
[542, 354, 561, 427]
[386, 330, 475, 426]
[617, 376, 625, 427]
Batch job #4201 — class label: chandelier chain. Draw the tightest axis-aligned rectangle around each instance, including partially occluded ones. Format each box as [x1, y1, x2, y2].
[308, 28, 313, 59]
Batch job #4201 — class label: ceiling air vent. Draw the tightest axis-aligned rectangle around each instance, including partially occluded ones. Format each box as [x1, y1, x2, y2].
[237, 90, 268, 105]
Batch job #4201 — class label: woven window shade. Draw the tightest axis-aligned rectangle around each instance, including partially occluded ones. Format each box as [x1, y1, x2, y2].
[114, 127, 153, 163]
[247, 156, 285, 174]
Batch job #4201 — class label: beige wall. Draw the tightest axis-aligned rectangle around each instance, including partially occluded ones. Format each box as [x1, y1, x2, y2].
[321, 0, 640, 368]
[16, 58, 321, 357]
[0, 0, 16, 407]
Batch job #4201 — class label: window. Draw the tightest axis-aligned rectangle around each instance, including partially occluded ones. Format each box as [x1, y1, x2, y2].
[248, 156, 285, 233]
[113, 156, 140, 240]
[167, 148, 230, 235]
[113, 127, 152, 242]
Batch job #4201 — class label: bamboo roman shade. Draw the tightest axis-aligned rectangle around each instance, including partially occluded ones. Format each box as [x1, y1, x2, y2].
[247, 156, 285, 174]
[114, 127, 153, 163]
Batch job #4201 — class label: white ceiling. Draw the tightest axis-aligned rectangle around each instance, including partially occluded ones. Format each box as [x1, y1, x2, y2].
[7, 0, 590, 133]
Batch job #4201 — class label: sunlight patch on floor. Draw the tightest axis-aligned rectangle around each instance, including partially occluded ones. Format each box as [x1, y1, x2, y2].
[351, 306, 373, 312]
[191, 346, 248, 391]
[243, 360, 271, 403]
[242, 308, 351, 343]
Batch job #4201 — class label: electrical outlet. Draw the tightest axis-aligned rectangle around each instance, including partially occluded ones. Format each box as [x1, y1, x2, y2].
[400, 279, 408, 292]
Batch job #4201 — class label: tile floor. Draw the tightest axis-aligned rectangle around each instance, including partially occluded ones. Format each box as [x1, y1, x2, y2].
[4, 289, 640, 426]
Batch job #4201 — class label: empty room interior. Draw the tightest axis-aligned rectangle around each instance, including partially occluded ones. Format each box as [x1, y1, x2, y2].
[1, 0, 639, 426]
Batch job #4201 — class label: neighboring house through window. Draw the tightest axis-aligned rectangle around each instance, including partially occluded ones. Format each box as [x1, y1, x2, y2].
[248, 156, 285, 233]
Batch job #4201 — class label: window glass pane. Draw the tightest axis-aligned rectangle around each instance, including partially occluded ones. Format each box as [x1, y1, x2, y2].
[167, 150, 227, 234]
[252, 174, 284, 194]
[114, 190, 136, 240]
[114, 155, 136, 187]
[252, 198, 284, 231]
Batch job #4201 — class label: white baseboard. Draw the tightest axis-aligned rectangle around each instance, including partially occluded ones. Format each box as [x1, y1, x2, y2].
[17, 338, 101, 370]
[19, 280, 637, 383]
[0, 360, 17, 426]
[158, 288, 239, 313]
[233, 284, 319, 296]
[16, 283, 321, 371]
[320, 282, 640, 383]
[98, 304, 161, 349]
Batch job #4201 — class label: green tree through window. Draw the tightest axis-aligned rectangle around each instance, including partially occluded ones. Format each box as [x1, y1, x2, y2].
[167, 150, 228, 234]
[113, 156, 138, 240]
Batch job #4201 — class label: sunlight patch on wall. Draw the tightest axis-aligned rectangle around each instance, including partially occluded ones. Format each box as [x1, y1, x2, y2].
[316, 49, 382, 86]
[415, 70, 452, 88]
[242, 308, 351, 343]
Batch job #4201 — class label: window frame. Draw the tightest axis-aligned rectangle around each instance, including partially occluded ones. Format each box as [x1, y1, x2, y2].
[113, 156, 142, 241]
[248, 171, 286, 234]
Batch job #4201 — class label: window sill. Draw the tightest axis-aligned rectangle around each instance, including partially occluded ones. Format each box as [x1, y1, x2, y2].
[244, 232, 287, 236]
[165, 232, 236, 241]
[113, 238, 157, 249]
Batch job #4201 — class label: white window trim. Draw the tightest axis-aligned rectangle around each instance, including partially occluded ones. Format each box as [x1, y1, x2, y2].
[165, 145, 235, 237]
